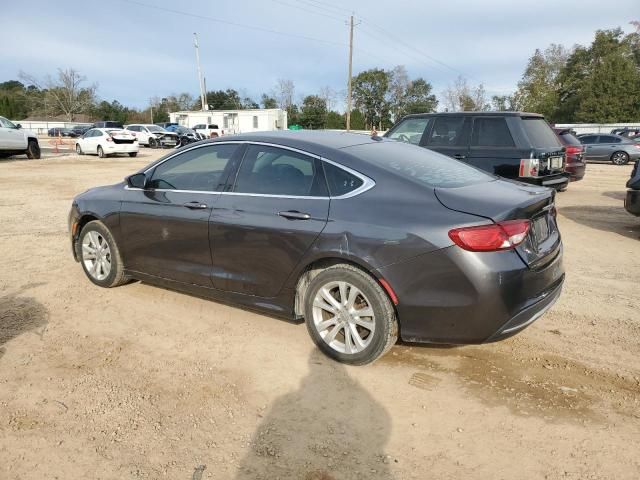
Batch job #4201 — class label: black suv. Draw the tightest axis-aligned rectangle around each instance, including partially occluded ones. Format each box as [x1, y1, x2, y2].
[385, 112, 569, 190]
[92, 121, 124, 129]
[625, 161, 640, 216]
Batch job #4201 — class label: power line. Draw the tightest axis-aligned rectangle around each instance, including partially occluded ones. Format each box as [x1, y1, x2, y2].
[269, 0, 345, 22]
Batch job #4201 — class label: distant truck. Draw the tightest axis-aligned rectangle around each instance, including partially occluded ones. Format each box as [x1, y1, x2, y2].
[193, 123, 225, 138]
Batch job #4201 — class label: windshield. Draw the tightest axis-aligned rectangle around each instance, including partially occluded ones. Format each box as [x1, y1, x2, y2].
[345, 141, 492, 189]
[522, 118, 561, 149]
[147, 125, 165, 133]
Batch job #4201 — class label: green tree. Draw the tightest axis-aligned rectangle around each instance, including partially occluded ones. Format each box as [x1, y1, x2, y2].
[352, 68, 391, 129]
[403, 78, 438, 115]
[200, 89, 243, 110]
[325, 111, 345, 129]
[91, 100, 131, 123]
[514, 44, 570, 120]
[261, 94, 277, 109]
[555, 28, 640, 123]
[299, 95, 327, 129]
[349, 109, 366, 130]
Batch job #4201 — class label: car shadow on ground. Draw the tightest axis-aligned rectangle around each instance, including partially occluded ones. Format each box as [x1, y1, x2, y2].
[601, 191, 627, 201]
[559, 205, 640, 240]
[234, 351, 394, 480]
[0, 287, 49, 362]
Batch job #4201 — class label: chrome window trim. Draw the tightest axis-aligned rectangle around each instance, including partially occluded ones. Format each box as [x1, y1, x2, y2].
[126, 140, 376, 200]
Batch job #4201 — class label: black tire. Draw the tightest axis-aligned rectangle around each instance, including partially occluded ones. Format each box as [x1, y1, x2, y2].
[128, 152, 138, 157]
[148, 137, 157, 149]
[97, 146, 106, 158]
[76, 143, 83, 155]
[303, 264, 398, 365]
[611, 151, 629, 165]
[77, 220, 129, 288]
[25, 139, 41, 159]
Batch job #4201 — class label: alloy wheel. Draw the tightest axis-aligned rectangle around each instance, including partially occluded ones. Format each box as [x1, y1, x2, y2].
[82, 230, 112, 281]
[612, 152, 628, 165]
[312, 281, 376, 354]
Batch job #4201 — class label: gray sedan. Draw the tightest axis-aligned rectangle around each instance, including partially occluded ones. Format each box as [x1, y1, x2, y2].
[577, 133, 640, 165]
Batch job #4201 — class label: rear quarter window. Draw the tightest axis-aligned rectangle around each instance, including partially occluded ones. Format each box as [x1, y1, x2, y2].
[521, 117, 562, 149]
[345, 141, 492, 189]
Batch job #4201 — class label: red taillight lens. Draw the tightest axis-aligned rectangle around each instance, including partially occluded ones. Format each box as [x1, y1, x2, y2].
[565, 146, 582, 154]
[448, 220, 530, 252]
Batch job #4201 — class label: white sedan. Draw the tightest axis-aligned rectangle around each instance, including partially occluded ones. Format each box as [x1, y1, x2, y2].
[75, 128, 139, 158]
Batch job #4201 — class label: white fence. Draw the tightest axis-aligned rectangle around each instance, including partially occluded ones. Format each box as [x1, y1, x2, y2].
[554, 123, 640, 135]
[10, 120, 92, 136]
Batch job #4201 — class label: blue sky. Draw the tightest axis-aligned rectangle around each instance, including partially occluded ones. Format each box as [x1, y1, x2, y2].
[2, 0, 637, 110]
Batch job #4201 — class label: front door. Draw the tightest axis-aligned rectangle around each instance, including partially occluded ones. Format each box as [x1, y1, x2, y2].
[210, 143, 330, 297]
[0, 117, 25, 149]
[119, 143, 241, 286]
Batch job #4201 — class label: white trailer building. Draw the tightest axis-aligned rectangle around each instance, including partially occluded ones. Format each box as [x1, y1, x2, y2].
[169, 109, 287, 134]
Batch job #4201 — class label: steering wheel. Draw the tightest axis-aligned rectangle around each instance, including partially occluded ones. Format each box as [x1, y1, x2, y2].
[397, 133, 410, 142]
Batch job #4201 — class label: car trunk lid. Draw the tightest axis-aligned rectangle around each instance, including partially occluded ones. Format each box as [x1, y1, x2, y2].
[435, 179, 560, 268]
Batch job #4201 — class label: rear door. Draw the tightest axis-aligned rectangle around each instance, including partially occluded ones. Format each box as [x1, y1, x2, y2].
[467, 116, 520, 177]
[596, 135, 622, 161]
[210, 143, 330, 297]
[119, 143, 241, 286]
[422, 115, 470, 163]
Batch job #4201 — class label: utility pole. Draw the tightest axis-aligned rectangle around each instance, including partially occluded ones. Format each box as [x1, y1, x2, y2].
[203, 77, 208, 110]
[346, 15, 354, 131]
[150, 104, 153, 123]
[194, 32, 207, 111]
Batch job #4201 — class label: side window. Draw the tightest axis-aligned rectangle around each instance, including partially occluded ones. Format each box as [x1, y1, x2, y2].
[234, 145, 327, 197]
[471, 117, 515, 147]
[323, 162, 364, 197]
[148, 144, 238, 192]
[387, 118, 430, 145]
[580, 135, 597, 144]
[599, 135, 620, 144]
[0, 117, 13, 128]
[426, 117, 467, 146]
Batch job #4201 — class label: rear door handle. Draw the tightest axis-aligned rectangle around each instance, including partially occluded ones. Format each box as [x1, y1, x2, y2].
[278, 210, 311, 220]
[183, 201, 208, 209]
[454, 154, 466, 160]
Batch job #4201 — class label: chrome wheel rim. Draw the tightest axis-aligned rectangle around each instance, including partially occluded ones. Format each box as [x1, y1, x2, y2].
[312, 281, 375, 354]
[613, 153, 626, 164]
[82, 231, 111, 281]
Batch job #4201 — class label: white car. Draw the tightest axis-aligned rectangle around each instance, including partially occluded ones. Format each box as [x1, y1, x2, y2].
[0, 116, 40, 159]
[124, 124, 179, 148]
[75, 128, 139, 158]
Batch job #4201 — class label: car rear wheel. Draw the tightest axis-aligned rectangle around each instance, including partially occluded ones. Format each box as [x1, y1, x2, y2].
[97, 146, 106, 158]
[78, 220, 129, 288]
[128, 152, 137, 157]
[26, 139, 41, 159]
[304, 264, 398, 365]
[611, 151, 629, 165]
[76, 144, 83, 155]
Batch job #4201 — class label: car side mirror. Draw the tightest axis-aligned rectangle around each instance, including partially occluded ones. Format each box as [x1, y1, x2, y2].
[16, 124, 21, 129]
[126, 173, 146, 189]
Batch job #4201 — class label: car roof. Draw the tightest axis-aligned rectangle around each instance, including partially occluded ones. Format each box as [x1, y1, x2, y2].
[209, 130, 388, 152]
[396, 111, 545, 119]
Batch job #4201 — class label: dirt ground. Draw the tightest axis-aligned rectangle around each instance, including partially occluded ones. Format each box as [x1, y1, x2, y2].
[1, 150, 639, 480]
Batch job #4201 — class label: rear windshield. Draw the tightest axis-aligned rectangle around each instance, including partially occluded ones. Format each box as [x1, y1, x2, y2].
[345, 141, 492, 189]
[521, 117, 561, 149]
[557, 131, 581, 146]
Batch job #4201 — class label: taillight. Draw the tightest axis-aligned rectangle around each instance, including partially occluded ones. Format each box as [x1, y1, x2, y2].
[519, 158, 539, 177]
[448, 220, 530, 252]
[106, 136, 113, 142]
[565, 146, 582, 155]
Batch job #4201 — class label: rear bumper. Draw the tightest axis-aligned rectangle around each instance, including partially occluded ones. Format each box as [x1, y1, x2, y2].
[379, 243, 564, 344]
[104, 143, 139, 153]
[625, 189, 640, 216]
[566, 162, 586, 181]
[521, 173, 570, 190]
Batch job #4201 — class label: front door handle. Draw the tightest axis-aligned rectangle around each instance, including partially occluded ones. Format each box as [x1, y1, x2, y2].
[183, 201, 208, 209]
[454, 154, 466, 160]
[278, 210, 311, 220]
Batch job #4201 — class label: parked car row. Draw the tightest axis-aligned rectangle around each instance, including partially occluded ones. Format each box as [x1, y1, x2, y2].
[576, 133, 640, 165]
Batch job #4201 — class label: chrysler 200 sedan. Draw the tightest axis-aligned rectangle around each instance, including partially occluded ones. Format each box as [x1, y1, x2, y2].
[68, 132, 564, 364]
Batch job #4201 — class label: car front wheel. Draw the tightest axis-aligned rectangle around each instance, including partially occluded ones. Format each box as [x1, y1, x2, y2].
[78, 220, 129, 288]
[304, 264, 398, 365]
